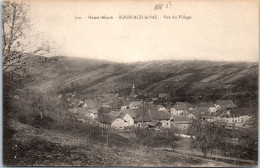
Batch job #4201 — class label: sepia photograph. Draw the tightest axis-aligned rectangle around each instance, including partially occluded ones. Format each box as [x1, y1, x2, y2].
[2, 0, 259, 166]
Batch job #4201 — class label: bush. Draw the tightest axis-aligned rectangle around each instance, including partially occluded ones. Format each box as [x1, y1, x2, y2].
[133, 127, 179, 149]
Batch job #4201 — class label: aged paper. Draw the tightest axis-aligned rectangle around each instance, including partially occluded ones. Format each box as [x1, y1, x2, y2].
[2, 0, 259, 166]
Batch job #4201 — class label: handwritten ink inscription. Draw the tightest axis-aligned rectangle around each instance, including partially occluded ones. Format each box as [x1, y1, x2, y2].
[154, 1, 172, 10]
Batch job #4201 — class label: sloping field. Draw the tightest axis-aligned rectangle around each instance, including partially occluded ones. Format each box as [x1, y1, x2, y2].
[8, 120, 234, 167]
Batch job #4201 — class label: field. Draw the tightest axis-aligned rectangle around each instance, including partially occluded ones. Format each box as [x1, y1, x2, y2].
[6, 118, 242, 167]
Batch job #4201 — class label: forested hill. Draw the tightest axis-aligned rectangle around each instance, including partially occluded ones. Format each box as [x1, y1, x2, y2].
[27, 56, 258, 109]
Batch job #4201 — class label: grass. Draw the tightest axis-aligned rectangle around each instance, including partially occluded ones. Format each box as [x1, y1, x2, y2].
[6, 119, 233, 167]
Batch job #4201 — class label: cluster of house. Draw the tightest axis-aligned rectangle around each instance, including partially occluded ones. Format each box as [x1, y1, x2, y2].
[65, 84, 253, 130]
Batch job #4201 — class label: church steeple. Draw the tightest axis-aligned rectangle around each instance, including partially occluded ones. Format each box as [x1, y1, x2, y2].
[130, 83, 136, 98]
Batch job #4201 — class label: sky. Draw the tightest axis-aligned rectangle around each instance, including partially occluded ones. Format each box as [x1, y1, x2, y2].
[27, 0, 259, 63]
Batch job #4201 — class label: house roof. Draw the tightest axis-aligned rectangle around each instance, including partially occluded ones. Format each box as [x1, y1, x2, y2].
[192, 107, 225, 119]
[110, 100, 123, 109]
[215, 100, 237, 108]
[87, 109, 98, 114]
[153, 110, 171, 120]
[197, 102, 214, 108]
[68, 107, 87, 114]
[219, 110, 231, 117]
[229, 108, 253, 117]
[173, 102, 193, 111]
[122, 99, 131, 106]
[134, 108, 171, 122]
[67, 108, 88, 119]
[98, 114, 118, 124]
[203, 110, 223, 118]
[159, 93, 169, 97]
[130, 101, 143, 106]
[119, 109, 136, 118]
[172, 115, 192, 123]
[147, 120, 162, 127]
[134, 109, 152, 122]
[109, 110, 121, 117]
[85, 100, 98, 108]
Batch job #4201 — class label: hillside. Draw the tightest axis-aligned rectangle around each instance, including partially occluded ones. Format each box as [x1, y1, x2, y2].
[27, 56, 258, 110]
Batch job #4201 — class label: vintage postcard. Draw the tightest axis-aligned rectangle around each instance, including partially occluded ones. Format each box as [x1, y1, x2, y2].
[2, 0, 259, 166]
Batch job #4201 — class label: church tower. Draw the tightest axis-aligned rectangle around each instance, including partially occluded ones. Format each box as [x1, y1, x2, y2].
[130, 83, 136, 98]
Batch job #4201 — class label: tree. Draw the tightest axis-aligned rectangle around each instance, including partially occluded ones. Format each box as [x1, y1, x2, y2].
[188, 120, 226, 157]
[2, 0, 54, 75]
[162, 127, 179, 151]
[238, 128, 258, 161]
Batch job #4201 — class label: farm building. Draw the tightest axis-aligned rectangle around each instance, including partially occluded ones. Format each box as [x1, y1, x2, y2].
[170, 102, 193, 116]
[171, 115, 192, 130]
[215, 100, 237, 110]
[129, 101, 143, 109]
[98, 111, 134, 129]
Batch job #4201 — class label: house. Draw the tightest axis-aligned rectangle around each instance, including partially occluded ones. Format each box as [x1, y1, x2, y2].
[215, 100, 237, 110]
[120, 99, 131, 110]
[158, 93, 169, 99]
[83, 101, 88, 108]
[109, 110, 121, 116]
[84, 99, 98, 108]
[170, 102, 193, 116]
[133, 108, 171, 128]
[192, 107, 211, 119]
[86, 109, 98, 119]
[98, 114, 118, 128]
[98, 111, 134, 129]
[187, 112, 196, 119]
[171, 115, 192, 130]
[147, 120, 162, 129]
[121, 106, 128, 110]
[111, 112, 134, 129]
[110, 100, 123, 110]
[101, 103, 111, 108]
[192, 107, 222, 122]
[78, 100, 85, 107]
[157, 105, 167, 112]
[129, 101, 143, 109]
[68, 108, 93, 123]
[219, 108, 252, 126]
[119, 109, 136, 119]
[152, 98, 158, 101]
[202, 111, 223, 122]
[197, 102, 217, 113]
[134, 109, 153, 127]
[153, 110, 172, 128]
[170, 108, 181, 116]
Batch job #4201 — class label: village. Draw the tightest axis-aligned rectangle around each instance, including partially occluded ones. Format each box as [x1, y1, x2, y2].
[65, 84, 254, 132]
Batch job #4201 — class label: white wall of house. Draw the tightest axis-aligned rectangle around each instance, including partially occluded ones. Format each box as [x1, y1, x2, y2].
[214, 104, 221, 109]
[111, 114, 134, 129]
[187, 113, 196, 119]
[174, 123, 190, 129]
[129, 104, 140, 109]
[221, 115, 251, 124]
[206, 118, 214, 122]
[159, 107, 167, 112]
[86, 113, 97, 119]
[209, 107, 217, 113]
[122, 114, 134, 126]
[170, 108, 183, 116]
[98, 123, 109, 128]
[160, 120, 171, 128]
[111, 118, 128, 129]
[121, 106, 128, 110]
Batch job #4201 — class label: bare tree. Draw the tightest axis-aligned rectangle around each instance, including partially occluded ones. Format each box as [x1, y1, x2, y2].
[2, 0, 54, 75]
